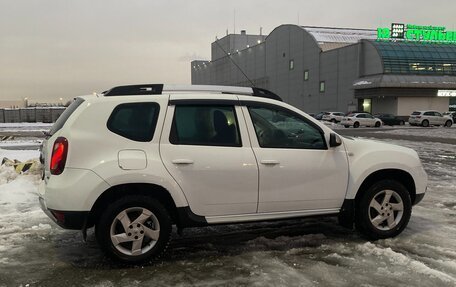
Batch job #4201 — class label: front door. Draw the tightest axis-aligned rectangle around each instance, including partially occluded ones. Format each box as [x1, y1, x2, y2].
[160, 98, 258, 217]
[243, 103, 349, 213]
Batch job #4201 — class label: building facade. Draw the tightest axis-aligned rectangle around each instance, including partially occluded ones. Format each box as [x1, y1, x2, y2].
[191, 24, 456, 115]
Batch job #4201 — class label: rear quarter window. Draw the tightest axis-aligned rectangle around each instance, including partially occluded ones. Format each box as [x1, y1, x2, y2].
[107, 102, 160, 142]
[49, 97, 85, 136]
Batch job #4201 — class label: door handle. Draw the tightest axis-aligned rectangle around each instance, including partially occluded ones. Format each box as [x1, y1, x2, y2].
[172, 159, 194, 164]
[260, 160, 280, 165]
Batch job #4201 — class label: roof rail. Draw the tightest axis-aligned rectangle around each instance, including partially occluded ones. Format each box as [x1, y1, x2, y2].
[103, 84, 282, 101]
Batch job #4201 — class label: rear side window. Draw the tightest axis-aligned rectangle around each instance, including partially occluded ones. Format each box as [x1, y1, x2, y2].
[107, 103, 159, 142]
[170, 105, 241, 147]
[49, 98, 85, 136]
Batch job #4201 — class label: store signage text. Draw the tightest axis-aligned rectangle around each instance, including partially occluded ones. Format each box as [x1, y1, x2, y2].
[437, 90, 456, 97]
[377, 23, 456, 43]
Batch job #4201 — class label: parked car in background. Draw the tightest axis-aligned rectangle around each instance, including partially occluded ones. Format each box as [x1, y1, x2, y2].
[443, 111, 456, 123]
[408, 111, 453, 127]
[322, 112, 345, 123]
[314, 111, 329, 120]
[341, 113, 382, 128]
[374, 114, 405, 126]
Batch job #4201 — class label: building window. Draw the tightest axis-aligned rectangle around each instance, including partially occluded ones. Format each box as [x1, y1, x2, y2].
[319, 81, 325, 93]
[289, 60, 294, 70]
[304, 70, 309, 81]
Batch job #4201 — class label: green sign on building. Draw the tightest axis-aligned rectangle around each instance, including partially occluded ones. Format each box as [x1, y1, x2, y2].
[377, 23, 456, 43]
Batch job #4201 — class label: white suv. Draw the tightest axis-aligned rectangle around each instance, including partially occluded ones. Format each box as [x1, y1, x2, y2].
[39, 84, 427, 264]
[408, 111, 453, 127]
[322, 112, 345, 123]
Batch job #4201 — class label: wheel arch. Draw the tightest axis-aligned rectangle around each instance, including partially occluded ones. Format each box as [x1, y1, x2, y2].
[88, 183, 179, 228]
[355, 169, 416, 205]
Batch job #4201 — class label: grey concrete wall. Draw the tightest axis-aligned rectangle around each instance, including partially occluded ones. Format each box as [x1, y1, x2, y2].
[0, 107, 65, 123]
[371, 97, 398, 114]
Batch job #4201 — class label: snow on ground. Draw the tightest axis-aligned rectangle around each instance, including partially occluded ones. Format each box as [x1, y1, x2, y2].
[0, 130, 455, 286]
[373, 126, 456, 140]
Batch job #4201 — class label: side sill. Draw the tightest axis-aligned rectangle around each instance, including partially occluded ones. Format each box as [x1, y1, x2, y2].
[205, 208, 340, 224]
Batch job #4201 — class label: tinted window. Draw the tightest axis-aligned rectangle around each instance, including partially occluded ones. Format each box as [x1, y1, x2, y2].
[107, 102, 159, 142]
[49, 98, 84, 136]
[357, 114, 366, 118]
[434, 112, 443, 117]
[248, 106, 326, 149]
[170, 105, 241, 147]
[411, 111, 421, 115]
[423, 112, 433, 116]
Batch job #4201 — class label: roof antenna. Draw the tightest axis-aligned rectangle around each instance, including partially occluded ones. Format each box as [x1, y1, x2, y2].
[214, 37, 256, 87]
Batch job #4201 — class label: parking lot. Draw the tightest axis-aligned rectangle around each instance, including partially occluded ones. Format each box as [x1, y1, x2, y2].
[0, 126, 455, 286]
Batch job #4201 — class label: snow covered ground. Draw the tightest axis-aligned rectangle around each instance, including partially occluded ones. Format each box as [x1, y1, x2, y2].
[0, 123, 53, 132]
[0, 128, 455, 286]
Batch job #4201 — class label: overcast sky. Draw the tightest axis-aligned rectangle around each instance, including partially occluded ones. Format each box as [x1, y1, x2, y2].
[1, 0, 455, 102]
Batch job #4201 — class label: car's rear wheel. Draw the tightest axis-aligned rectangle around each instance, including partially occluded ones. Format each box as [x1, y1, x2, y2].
[421, 120, 429, 127]
[399, 120, 405, 126]
[356, 180, 411, 239]
[353, 122, 360, 128]
[445, 120, 452, 127]
[96, 195, 172, 264]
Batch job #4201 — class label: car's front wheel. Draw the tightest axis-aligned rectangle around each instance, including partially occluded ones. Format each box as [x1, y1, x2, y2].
[445, 120, 452, 127]
[96, 195, 172, 264]
[356, 180, 412, 239]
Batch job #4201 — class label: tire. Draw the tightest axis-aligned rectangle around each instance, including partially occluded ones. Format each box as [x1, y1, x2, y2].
[331, 119, 337, 123]
[355, 180, 412, 240]
[353, 122, 360, 128]
[399, 121, 405, 126]
[374, 121, 381, 128]
[95, 195, 172, 264]
[421, 120, 429, 127]
[445, 120, 452, 127]
[344, 125, 350, 128]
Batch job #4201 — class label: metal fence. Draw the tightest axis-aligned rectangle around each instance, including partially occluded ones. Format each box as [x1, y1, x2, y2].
[0, 107, 66, 123]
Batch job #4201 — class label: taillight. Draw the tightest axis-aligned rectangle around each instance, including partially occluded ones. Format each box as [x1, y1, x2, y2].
[50, 137, 68, 175]
[416, 116, 421, 119]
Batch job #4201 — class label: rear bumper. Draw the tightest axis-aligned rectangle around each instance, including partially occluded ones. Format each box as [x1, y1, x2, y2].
[39, 195, 88, 230]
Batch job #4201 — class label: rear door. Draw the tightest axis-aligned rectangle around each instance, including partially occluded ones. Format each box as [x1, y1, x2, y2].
[159, 95, 259, 217]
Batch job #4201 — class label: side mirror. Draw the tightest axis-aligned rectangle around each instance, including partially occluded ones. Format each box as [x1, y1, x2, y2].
[329, 133, 342, 147]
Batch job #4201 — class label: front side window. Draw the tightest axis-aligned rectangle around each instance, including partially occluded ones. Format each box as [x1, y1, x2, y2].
[248, 106, 326, 149]
[107, 102, 159, 142]
[170, 105, 241, 147]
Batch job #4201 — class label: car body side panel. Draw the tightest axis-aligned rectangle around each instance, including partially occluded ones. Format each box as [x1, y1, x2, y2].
[342, 138, 427, 200]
